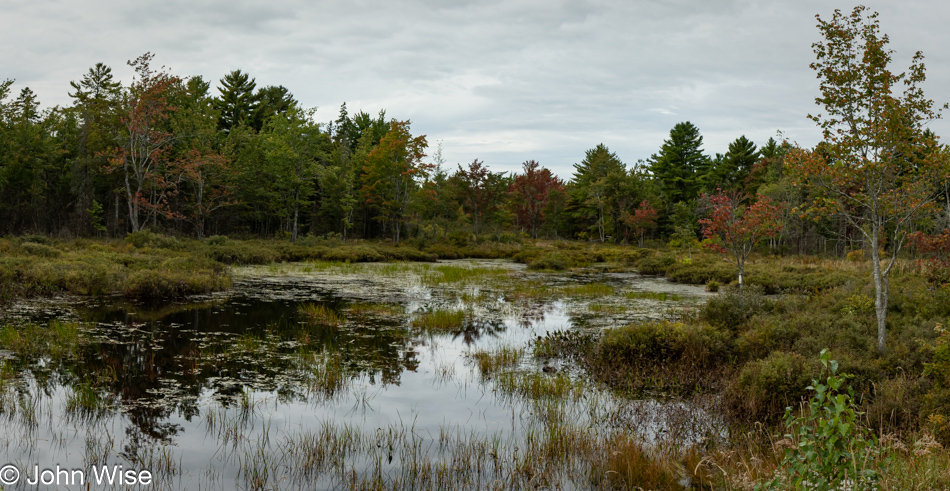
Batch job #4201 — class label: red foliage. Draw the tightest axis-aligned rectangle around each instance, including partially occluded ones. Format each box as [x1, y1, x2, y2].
[621, 200, 658, 246]
[699, 190, 784, 286]
[510, 160, 563, 238]
[909, 230, 950, 284]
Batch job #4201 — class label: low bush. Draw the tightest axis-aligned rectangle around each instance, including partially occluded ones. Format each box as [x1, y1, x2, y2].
[125, 230, 184, 250]
[205, 242, 280, 264]
[527, 253, 573, 271]
[636, 255, 675, 275]
[17, 241, 62, 258]
[744, 267, 853, 294]
[666, 260, 737, 284]
[597, 321, 732, 370]
[701, 287, 770, 332]
[725, 351, 813, 423]
[122, 265, 231, 300]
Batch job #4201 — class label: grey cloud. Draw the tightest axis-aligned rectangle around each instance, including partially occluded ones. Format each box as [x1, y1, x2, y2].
[2, 0, 949, 178]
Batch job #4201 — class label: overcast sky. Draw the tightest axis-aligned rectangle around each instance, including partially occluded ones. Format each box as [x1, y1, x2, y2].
[3, 0, 949, 178]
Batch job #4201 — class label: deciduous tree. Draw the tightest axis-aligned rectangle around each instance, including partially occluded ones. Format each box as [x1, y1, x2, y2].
[699, 191, 784, 291]
[108, 53, 180, 233]
[361, 120, 428, 243]
[785, 6, 948, 353]
[510, 160, 563, 238]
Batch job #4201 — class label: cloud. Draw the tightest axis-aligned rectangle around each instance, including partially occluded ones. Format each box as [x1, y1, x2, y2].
[2, 0, 949, 178]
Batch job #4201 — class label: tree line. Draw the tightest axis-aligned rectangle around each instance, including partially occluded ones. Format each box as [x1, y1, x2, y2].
[0, 41, 948, 261]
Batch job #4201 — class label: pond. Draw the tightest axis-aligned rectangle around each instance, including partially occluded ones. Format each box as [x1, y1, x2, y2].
[0, 259, 721, 490]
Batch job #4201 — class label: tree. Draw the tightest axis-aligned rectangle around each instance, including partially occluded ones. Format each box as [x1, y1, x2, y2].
[68, 63, 123, 235]
[785, 6, 948, 353]
[215, 70, 259, 133]
[171, 149, 234, 238]
[108, 53, 180, 233]
[699, 191, 784, 291]
[262, 106, 327, 242]
[453, 159, 507, 237]
[623, 200, 658, 247]
[649, 122, 709, 204]
[708, 135, 759, 190]
[361, 120, 428, 243]
[510, 160, 564, 238]
[570, 144, 625, 242]
[253, 85, 295, 131]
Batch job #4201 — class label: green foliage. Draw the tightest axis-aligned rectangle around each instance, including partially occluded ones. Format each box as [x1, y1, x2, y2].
[923, 324, 950, 443]
[526, 253, 573, 271]
[762, 349, 879, 490]
[597, 321, 730, 369]
[701, 287, 769, 331]
[125, 231, 184, 250]
[665, 259, 737, 285]
[635, 254, 675, 275]
[648, 122, 709, 204]
[87, 199, 106, 232]
[727, 351, 812, 423]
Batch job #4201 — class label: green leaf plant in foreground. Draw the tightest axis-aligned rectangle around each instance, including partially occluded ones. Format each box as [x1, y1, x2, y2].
[760, 349, 880, 490]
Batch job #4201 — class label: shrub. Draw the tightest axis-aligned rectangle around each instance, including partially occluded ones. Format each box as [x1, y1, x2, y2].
[666, 260, 737, 284]
[706, 280, 720, 292]
[122, 257, 230, 299]
[424, 243, 463, 260]
[527, 253, 572, 271]
[764, 350, 879, 490]
[636, 255, 674, 275]
[17, 241, 61, 258]
[744, 267, 852, 294]
[447, 230, 470, 247]
[726, 351, 812, 423]
[206, 235, 229, 246]
[597, 321, 731, 369]
[125, 231, 183, 250]
[701, 287, 768, 331]
[206, 242, 280, 264]
[846, 249, 866, 262]
[923, 324, 950, 443]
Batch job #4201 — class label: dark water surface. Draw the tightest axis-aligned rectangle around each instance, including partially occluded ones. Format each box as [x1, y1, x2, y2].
[0, 260, 719, 490]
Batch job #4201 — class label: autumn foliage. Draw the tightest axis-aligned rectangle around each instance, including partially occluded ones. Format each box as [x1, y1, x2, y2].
[699, 191, 784, 289]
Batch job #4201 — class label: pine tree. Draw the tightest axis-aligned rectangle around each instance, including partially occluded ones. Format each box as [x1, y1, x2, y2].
[215, 70, 259, 133]
[648, 121, 708, 204]
[708, 135, 759, 190]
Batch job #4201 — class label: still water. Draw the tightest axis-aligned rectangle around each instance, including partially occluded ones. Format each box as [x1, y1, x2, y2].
[0, 260, 720, 490]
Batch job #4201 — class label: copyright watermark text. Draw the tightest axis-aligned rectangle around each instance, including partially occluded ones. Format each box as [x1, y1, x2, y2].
[0, 464, 152, 487]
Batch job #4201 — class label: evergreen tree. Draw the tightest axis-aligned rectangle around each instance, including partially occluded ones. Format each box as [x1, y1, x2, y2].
[648, 121, 709, 204]
[253, 85, 295, 131]
[569, 144, 626, 242]
[215, 70, 259, 133]
[707, 135, 759, 191]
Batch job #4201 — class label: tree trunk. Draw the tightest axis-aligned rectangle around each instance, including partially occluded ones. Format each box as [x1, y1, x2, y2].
[870, 223, 887, 354]
[291, 203, 299, 242]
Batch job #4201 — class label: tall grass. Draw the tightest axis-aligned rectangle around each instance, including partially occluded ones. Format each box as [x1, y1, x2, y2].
[411, 309, 466, 331]
[299, 303, 345, 326]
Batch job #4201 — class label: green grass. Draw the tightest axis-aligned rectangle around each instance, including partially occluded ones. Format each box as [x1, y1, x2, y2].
[469, 346, 522, 377]
[411, 308, 467, 331]
[299, 304, 345, 326]
[0, 320, 83, 359]
[560, 283, 614, 296]
[624, 291, 683, 301]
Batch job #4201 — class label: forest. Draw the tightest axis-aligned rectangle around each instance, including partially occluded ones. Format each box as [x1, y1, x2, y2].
[3, 48, 944, 257]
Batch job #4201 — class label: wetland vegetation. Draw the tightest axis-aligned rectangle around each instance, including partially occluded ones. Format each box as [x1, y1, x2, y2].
[2, 236, 950, 489]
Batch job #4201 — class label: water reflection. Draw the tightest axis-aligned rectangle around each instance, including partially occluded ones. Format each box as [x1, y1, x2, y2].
[0, 260, 719, 489]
